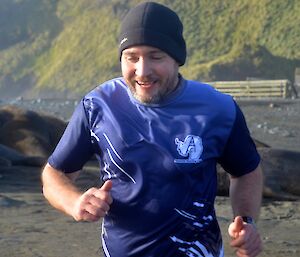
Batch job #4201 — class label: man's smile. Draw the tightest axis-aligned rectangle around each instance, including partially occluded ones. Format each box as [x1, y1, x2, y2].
[136, 80, 158, 88]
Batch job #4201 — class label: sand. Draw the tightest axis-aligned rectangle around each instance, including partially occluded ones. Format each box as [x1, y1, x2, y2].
[1, 98, 300, 256]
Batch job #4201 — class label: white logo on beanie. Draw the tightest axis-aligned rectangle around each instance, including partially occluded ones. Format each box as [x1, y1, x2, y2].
[120, 37, 128, 46]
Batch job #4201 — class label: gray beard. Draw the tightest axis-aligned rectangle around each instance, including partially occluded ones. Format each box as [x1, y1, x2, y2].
[130, 89, 163, 104]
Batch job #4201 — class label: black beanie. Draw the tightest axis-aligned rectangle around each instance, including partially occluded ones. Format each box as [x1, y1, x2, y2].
[119, 2, 186, 66]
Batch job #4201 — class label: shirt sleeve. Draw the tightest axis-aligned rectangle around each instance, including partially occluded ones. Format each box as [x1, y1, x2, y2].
[218, 102, 260, 177]
[48, 100, 94, 173]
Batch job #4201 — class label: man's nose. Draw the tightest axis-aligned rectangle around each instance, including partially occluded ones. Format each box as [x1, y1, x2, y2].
[135, 58, 151, 77]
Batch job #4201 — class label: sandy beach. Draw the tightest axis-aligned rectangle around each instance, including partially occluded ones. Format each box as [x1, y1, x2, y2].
[1, 98, 300, 256]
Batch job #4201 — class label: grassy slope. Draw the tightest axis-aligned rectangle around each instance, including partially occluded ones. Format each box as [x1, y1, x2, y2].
[0, 0, 299, 97]
[35, 1, 121, 95]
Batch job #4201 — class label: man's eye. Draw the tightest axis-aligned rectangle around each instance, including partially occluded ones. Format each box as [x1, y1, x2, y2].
[151, 55, 163, 60]
[126, 56, 138, 62]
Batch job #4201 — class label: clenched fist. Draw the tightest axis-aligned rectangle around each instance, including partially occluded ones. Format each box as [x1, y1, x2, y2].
[228, 216, 262, 257]
[72, 180, 113, 222]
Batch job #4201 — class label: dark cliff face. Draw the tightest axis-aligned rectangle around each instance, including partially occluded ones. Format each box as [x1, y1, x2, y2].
[209, 45, 300, 83]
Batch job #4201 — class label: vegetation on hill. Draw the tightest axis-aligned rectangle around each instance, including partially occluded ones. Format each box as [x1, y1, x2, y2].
[0, 0, 299, 98]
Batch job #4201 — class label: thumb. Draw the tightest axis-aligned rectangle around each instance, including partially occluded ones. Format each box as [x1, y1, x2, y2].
[101, 180, 113, 192]
[229, 216, 244, 238]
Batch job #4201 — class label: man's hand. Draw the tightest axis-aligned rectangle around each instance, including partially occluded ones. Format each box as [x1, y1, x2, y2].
[72, 180, 113, 222]
[228, 216, 262, 257]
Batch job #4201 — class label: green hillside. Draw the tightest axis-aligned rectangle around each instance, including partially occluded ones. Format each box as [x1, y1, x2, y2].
[0, 0, 299, 98]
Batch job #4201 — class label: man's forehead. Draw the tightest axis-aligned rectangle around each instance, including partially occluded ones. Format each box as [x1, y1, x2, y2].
[122, 46, 165, 55]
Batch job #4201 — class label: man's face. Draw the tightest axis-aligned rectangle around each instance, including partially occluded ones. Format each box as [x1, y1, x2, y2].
[121, 46, 179, 104]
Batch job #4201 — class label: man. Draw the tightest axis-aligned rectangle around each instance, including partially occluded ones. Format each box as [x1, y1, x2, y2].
[42, 2, 263, 257]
